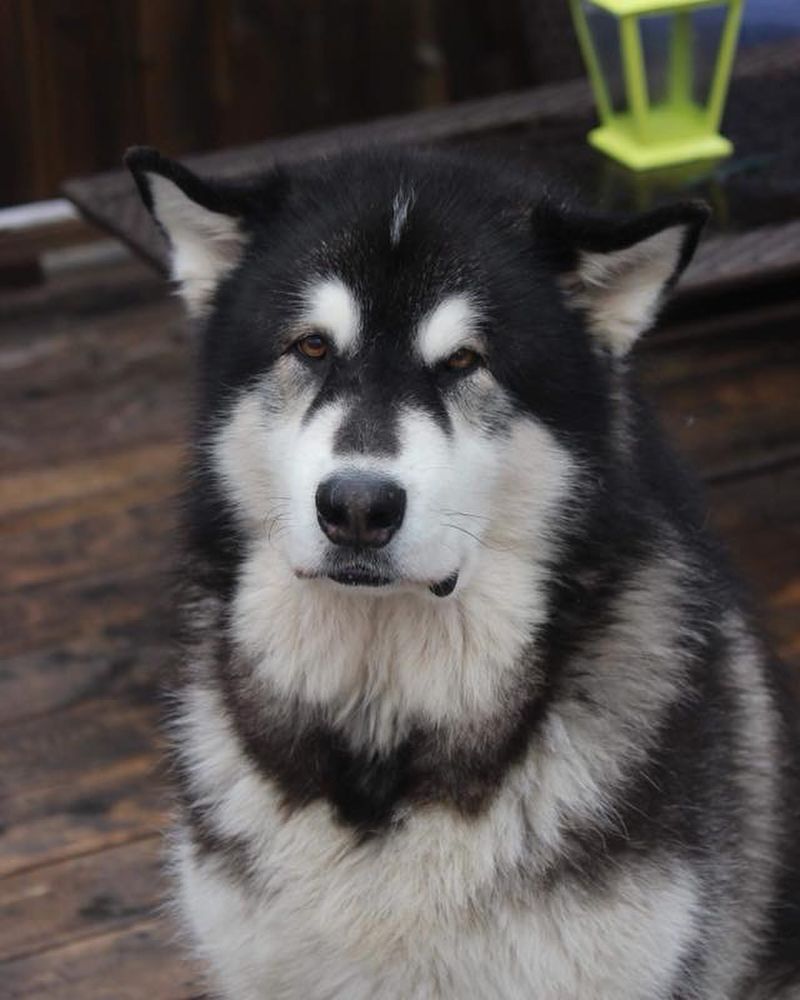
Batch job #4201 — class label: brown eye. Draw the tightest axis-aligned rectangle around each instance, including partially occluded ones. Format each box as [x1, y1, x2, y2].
[296, 333, 329, 360]
[445, 347, 480, 370]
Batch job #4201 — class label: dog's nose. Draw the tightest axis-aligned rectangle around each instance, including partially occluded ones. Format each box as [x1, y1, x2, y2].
[316, 474, 406, 548]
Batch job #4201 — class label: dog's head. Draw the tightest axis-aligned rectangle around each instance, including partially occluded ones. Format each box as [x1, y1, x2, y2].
[127, 147, 706, 599]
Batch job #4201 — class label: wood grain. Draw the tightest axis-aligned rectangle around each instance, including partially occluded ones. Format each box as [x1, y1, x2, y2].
[0, 836, 162, 963]
[0, 477, 178, 592]
[643, 302, 800, 480]
[711, 462, 800, 667]
[0, 634, 168, 727]
[1, 919, 203, 1000]
[0, 698, 165, 877]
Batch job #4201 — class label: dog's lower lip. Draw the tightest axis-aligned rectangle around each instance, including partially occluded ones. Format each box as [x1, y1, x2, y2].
[326, 569, 393, 587]
[295, 568, 459, 594]
[429, 572, 458, 597]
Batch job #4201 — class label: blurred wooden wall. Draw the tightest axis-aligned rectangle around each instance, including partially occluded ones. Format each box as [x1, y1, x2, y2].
[0, 0, 581, 207]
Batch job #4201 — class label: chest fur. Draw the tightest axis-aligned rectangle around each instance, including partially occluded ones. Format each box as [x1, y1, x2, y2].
[175, 790, 698, 1000]
[172, 682, 698, 1000]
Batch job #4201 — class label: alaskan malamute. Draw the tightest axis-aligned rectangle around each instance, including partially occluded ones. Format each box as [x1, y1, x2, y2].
[126, 146, 800, 999]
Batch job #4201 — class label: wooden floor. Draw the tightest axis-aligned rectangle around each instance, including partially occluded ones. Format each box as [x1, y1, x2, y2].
[1, 252, 799, 999]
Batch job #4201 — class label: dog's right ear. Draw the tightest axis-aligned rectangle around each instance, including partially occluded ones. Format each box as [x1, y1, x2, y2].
[535, 198, 709, 356]
[125, 147, 284, 317]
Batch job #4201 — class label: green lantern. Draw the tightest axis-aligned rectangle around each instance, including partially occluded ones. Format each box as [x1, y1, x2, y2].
[569, 0, 745, 171]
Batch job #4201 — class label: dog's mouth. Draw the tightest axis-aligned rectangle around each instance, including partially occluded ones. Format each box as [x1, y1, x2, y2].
[297, 561, 459, 597]
[326, 567, 393, 588]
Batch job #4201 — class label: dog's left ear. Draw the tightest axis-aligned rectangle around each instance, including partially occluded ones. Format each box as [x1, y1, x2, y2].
[125, 146, 285, 317]
[540, 200, 709, 356]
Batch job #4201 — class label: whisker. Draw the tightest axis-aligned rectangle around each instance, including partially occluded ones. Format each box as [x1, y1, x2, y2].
[262, 510, 292, 546]
[441, 522, 511, 554]
[438, 508, 492, 523]
[442, 522, 482, 544]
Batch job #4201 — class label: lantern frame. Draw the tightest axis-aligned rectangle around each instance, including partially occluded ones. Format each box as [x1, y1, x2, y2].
[569, 0, 745, 171]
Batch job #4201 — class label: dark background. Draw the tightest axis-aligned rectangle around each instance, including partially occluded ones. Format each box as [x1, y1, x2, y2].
[2, 1, 799, 207]
[1, 0, 579, 207]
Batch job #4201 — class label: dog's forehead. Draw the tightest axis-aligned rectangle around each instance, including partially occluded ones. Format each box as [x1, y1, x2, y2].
[299, 269, 481, 365]
[295, 184, 486, 361]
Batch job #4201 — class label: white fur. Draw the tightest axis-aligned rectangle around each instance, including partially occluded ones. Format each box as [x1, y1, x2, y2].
[171, 547, 703, 998]
[146, 173, 245, 317]
[566, 226, 687, 355]
[390, 187, 414, 246]
[299, 278, 361, 355]
[415, 295, 484, 366]
[176, 822, 698, 1000]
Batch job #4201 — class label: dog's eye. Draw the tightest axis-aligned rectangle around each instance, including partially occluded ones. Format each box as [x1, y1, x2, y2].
[296, 333, 329, 360]
[444, 347, 480, 371]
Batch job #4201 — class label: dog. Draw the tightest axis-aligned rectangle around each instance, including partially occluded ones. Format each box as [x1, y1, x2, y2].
[126, 145, 800, 999]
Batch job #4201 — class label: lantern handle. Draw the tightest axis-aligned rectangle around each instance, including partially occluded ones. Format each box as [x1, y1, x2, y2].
[569, 0, 614, 125]
[668, 11, 693, 106]
[620, 15, 650, 140]
[706, 0, 745, 132]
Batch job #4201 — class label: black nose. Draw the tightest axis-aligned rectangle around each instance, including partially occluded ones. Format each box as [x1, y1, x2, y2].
[316, 474, 406, 548]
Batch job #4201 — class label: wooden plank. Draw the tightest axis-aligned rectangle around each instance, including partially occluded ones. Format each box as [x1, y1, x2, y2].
[641, 309, 800, 480]
[203, 0, 429, 146]
[0, 291, 180, 378]
[136, 0, 214, 155]
[0, 252, 163, 325]
[0, 3, 31, 207]
[0, 765, 162, 883]
[0, 201, 100, 267]
[0, 292, 186, 477]
[709, 461, 800, 670]
[0, 561, 172, 659]
[0, 690, 157, 801]
[0, 699, 164, 878]
[1, 0, 144, 205]
[0, 380, 185, 479]
[0, 836, 162, 963]
[0, 918, 202, 1000]
[0, 633, 167, 727]
[0, 442, 182, 519]
[0, 476, 177, 592]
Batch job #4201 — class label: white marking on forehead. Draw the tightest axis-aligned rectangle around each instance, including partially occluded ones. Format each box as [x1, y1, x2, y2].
[416, 295, 482, 366]
[390, 186, 414, 246]
[300, 278, 360, 354]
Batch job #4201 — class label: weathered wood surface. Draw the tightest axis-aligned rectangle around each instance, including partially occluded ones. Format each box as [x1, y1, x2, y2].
[0, 836, 162, 962]
[0, 251, 798, 995]
[2, 919, 202, 1000]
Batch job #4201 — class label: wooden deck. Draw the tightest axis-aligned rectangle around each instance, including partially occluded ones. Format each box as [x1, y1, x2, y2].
[1, 252, 799, 999]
